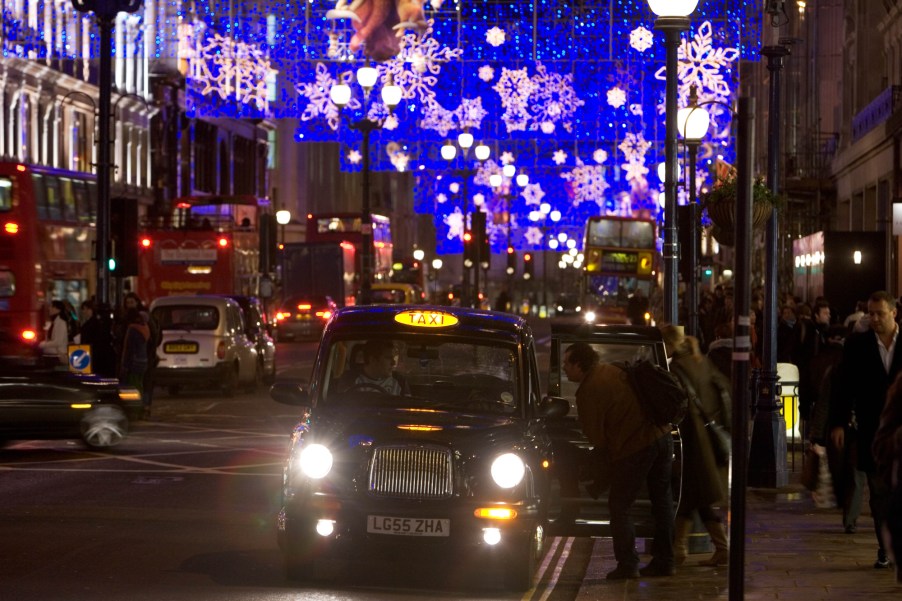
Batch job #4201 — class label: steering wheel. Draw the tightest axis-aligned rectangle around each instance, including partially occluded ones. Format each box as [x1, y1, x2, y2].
[346, 382, 388, 394]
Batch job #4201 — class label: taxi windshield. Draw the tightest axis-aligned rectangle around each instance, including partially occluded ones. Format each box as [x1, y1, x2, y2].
[320, 335, 520, 415]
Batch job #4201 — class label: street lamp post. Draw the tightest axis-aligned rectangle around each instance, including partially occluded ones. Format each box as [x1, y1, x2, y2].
[276, 209, 291, 249]
[648, 0, 699, 325]
[330, 64, 402, 305]
[678, 86, 710, 339]
[70, 0, 142, 306]
[748, 42, 791, 488]
[442, 135, 490, 308]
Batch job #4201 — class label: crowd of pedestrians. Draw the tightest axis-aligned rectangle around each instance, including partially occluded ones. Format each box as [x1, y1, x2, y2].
[37, 292, 160, 416]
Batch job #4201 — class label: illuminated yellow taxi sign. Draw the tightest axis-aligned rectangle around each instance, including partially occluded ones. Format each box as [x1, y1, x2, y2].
[394, 310, 459, 328]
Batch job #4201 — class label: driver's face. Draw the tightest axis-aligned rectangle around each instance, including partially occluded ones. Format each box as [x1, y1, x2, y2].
[365, 350, 396, 379]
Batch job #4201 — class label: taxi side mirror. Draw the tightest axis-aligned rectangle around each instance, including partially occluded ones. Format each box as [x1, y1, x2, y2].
[270, 379, 310, 406]
[539, 396, 570, 418]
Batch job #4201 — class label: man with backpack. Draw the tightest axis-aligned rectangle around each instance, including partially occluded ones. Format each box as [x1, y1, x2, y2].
[563, 342, 675, 580]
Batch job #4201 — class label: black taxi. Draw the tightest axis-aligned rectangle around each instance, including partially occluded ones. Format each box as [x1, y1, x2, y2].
[269, 305, 568, 590]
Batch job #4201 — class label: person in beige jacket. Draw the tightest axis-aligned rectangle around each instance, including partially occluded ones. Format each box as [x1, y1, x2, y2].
[563, 342, 675, 580]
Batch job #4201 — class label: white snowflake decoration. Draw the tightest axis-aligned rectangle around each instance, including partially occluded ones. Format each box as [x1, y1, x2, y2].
[444, 207, 465, 240]
[500, 152, 515, 165]
[524, 226, 544, 247]
[593, 149, 608, 164]
[618, 133, 651, 163]
[654, 20, 740, 110]
[191, 32, 277, 113]
[296, 63, 359, 131]
[529, 63, 585, 133]
[630, 26, 654, 52]
[347, 149, 362, 164]
[520, 182, 546, 207]
[486, 27, 506, 47]
[552, 150, 568, 165]
[436, 192, 448, 204]
[478, 65, 495, 82]
[454, 97, 488, 130]
[493, 67, 537, 132]
[629, 104, 643, 116]
[381, 113, 399, 131]
[448, 182, 460, 194]
[561, 158, 610, 209]
[607, 87, 627, 108]
[421, 103, 457, 136]
[540, 121, 555, 134]
[622, 160, 650, 186]
[473, 193, 485, 207]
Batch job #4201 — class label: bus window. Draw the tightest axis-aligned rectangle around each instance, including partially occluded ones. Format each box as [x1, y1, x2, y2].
[45, 176, 62, 221]
[59, 178, 77, 222]
[0, 269, 14, 296]
[588, 219, 619, 247]
[0, 178, 11, 211]
[72, 180, 90, 224]
[33, 174, 48, 219]
[86, 180, 98, 223]
[622, 220, 655, 248]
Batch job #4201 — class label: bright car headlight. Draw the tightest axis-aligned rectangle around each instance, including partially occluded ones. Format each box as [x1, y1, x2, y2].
[584, 310, 596, 323]
[298, 443, 333, 479]
[491, 453, 525, 489]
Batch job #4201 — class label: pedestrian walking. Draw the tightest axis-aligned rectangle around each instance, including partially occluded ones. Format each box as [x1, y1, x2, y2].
[794, 299, 831, 434]
[562, 342, 675, 580]
[119, 308, 150, 409]
[874, 372, 902, 583]
[77, 299, 117, 378]
[38, 300, 69, 368]
[661, 325, 731, 567]
[830, 290, 901, 570]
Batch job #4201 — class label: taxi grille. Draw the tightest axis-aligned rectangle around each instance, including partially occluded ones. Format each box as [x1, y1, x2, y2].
[368, 445, 453, 499]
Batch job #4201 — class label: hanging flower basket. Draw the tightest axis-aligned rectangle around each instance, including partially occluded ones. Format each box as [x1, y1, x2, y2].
[702, 176, 781, 247]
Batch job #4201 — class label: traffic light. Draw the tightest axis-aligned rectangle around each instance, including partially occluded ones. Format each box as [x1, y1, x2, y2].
[463, 230, 475, 267]
[110, 197, 138, 277]
[506, 246, 516, 275]
[523, 252, 533, 279]
[471, 211, 489, 268]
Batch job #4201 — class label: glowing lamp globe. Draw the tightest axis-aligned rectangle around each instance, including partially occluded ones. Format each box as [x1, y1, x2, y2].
[647, 0, 699, 17]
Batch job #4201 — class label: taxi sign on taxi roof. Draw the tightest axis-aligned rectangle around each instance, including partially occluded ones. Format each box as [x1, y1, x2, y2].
[394, 310, 459, 328]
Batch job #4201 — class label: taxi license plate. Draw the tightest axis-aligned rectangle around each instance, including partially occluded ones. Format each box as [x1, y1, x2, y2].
[367, 515, 450, 537]
[164, 342, 198, 354]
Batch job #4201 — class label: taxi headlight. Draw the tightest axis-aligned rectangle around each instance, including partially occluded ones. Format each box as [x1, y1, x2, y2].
[491, 453, 525, 489]
[584, 310, 596, 323]
[298, 443, 333, 479]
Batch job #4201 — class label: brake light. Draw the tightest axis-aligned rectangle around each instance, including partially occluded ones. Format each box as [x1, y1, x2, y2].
[218, 237, 229, 248]
[140, 237, 152, 248]
[297, 303, 312, 311]
[4, 222, 18, 234]
[216, 340, 226, 360]
[276, 311, 290, 321]
[21, 329, 37, 341]
[15, 164, 25, 172]
[315, 310, 332, 320]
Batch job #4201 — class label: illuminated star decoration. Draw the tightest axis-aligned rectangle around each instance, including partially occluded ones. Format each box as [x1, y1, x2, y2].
[444, 207, 465, 240]
[629, 26, 654, 52]
[607, 87, 627, 108]
[472, 193, 485, 206]
[436, 193, 448, 204]
[486, 27, 506, 47]
[500, 152, 515, 165]
[524, 226, 544, 247]
[593, 149, 608, 164]
[478, 65, 495, 82]
[552, 150, 568, 165]
[347, 149, 362, 164]
[520, 182, 546, 207]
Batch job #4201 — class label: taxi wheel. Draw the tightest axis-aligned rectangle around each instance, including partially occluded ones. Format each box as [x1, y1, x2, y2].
[81, 406, 129, 449]
[502, 530, 541, 592]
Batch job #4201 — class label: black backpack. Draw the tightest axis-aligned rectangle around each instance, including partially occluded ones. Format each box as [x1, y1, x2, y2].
[616, 360, 688, 426]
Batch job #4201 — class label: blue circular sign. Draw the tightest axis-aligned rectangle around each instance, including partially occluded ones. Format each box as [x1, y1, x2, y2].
[70, 349, 91, 372]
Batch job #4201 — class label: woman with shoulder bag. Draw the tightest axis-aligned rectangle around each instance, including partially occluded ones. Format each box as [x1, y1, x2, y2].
[661, 324, 732, 568]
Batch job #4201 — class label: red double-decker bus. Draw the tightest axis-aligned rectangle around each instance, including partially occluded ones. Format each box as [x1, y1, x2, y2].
[0, 161, 97, 342]
[136, 195, 269, 301]
[305, 212, 394, 285]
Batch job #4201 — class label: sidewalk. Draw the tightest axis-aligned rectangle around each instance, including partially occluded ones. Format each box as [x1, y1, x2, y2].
[578, 481, 900, 600]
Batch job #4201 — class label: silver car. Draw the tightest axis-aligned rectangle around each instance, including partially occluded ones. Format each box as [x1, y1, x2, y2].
[150, 295, 260, 396]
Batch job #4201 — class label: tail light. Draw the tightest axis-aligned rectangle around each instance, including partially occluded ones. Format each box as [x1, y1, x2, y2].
[216, 340, 226, 360]
[315, 310, 332, 320]
[21, 329, 37, 341]
[4, 222, 18, 234]
[297, 303, 312, 311]
[218, 237, 229, 248]
[140, 237, 152, 249]
[275, 311, 290, 321]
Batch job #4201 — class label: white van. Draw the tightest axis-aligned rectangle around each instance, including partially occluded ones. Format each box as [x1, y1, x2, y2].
[149, 295, 259, 396]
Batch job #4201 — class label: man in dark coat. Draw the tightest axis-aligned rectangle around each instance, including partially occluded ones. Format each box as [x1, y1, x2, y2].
[830, 290, 902, 570]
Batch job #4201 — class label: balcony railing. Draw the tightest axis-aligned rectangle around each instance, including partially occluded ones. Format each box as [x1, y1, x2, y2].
[852, 85, 902, 142]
